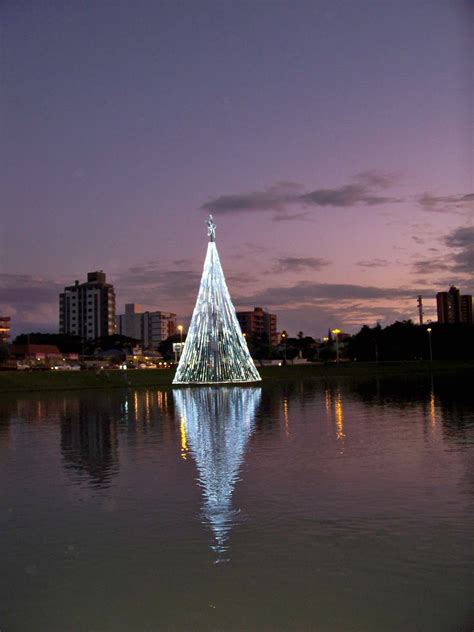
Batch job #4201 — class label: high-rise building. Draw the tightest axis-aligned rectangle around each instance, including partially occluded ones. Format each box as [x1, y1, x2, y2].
[59, 271, 116, 340]
[236, 307, 278, 345]
[116, 303, 142, 341]
[0, 316, 11, 344]
[142, 310, 176, 349]
[436, 286, 473, 325]
[460, 294, 473, 324]
[116, 303, 176, 349]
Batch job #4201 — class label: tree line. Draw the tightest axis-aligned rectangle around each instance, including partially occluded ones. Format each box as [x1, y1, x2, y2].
[5, 320, 474, 363]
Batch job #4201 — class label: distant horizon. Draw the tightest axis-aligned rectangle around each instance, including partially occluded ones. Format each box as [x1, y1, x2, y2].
[6, 264, 470, 341]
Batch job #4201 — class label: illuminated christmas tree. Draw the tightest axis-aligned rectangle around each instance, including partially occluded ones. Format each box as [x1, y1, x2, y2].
[173, 215, 261, 384]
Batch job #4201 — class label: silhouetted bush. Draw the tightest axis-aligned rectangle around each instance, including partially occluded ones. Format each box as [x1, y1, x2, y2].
[348, 321, 474, 361]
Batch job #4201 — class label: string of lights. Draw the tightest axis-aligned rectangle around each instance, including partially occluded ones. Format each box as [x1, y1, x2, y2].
[173, 216, 261, 384]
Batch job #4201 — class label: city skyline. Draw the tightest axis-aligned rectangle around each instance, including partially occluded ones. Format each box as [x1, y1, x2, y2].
[1, 1, 472, 338]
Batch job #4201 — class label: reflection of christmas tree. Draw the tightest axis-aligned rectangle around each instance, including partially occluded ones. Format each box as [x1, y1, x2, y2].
[173, 387, 261, 556]
[173, 215, 261, 384]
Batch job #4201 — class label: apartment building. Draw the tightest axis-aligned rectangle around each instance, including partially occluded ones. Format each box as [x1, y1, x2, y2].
[59, 271, 116, 340]
[116, 303, 176, 349]
[236, 307, 278, 345]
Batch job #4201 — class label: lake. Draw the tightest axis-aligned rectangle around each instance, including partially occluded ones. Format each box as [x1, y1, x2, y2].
[0, 374, 473, 631]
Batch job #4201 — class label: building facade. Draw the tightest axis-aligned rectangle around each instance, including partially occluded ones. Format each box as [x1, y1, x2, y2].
[236, 307, 278, 345]
[460, 294, 473, 325]
[59, 271, 116, 340]
[0, 316, 11, 344]
[116, 303, 176, 349]
[436, 286, 473, 325]
[116, 303, 143, 341]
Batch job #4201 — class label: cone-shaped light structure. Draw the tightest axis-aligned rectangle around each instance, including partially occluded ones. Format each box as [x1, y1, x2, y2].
[173, 215, 261, 384]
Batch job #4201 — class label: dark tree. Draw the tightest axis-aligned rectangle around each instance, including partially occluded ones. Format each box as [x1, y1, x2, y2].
[246, 332, 272, 362]
[92, 335, 140, 354]
[13, 333, 83, 354]
[0, 344, 10, 363]
[348, 321, 474, 362]
[158, 333, 187, 360]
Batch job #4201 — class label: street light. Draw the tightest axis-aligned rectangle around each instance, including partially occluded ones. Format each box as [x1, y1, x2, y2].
[281, 330, 287, 364]
[427, 327, 433, 362]
[331, 328, 341, 363]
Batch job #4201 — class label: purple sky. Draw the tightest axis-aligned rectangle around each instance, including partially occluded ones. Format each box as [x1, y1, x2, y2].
[1, 0, 472, 338]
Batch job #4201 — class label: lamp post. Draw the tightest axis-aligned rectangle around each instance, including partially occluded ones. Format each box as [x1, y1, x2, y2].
[281, 330, 287, 364]
[331, 328, 341, 363]
[427, 327, 432, 362]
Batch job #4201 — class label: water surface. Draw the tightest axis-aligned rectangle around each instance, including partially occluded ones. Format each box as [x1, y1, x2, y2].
[0, 375, 473, 631]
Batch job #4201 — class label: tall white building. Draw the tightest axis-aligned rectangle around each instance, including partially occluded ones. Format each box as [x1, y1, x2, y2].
[59, 271, 116, 340]
[116, 304, 176, 349]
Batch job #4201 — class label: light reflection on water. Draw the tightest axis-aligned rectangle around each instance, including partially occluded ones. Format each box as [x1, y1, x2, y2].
[173, 387, 261, 558]
[0, 374, 473, 631]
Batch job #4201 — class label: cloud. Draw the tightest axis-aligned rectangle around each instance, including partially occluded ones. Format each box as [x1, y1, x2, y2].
[444, 225, 474, 249]
[173, 258, 194, 267]
[225, 273, 259, 287]
[298, 184, 398, 207]
[201, 171, 401, 215]
[418, 192, 474, 214]
[112, 263, 201, 306]
[0, 274, 63, 305]
[113, 260, 252, 307]
[356, 258, 390, 268]
[410, 225, 474, 278]
[354, 170, 399, 189]
[201, 183, 296, 214]
[272, 211, 311, 222]
[227, 241, 267, 259]
[273, 257, 331, 273]
[0, 274, 64, 335]
[202, 172, 473, 223]
[234, 281, 434, 309]
[411, 257, 453, 275]
[445, 226, 474, 274]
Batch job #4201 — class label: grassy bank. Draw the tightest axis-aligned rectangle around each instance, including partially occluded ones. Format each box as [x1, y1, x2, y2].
[0, 360, 472, 394]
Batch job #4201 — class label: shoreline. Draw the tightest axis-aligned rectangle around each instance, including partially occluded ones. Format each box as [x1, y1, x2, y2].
[0, 360, 472, 394]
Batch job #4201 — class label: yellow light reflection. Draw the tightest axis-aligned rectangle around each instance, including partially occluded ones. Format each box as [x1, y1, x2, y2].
[283, 397, 289, 436]
[156, 390, 169, 413]
[325, 388, 331, 414]
[429, 391, 436, 428]
[180, 416, 188, 460]
[335, 394, 345, 440]
[133, 391, 139, 421]
[334, 393, 345, 453]
[145, 390, 150, 422]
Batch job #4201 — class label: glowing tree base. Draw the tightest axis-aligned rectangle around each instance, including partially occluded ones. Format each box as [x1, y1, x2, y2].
[173, 238, 261, 385]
